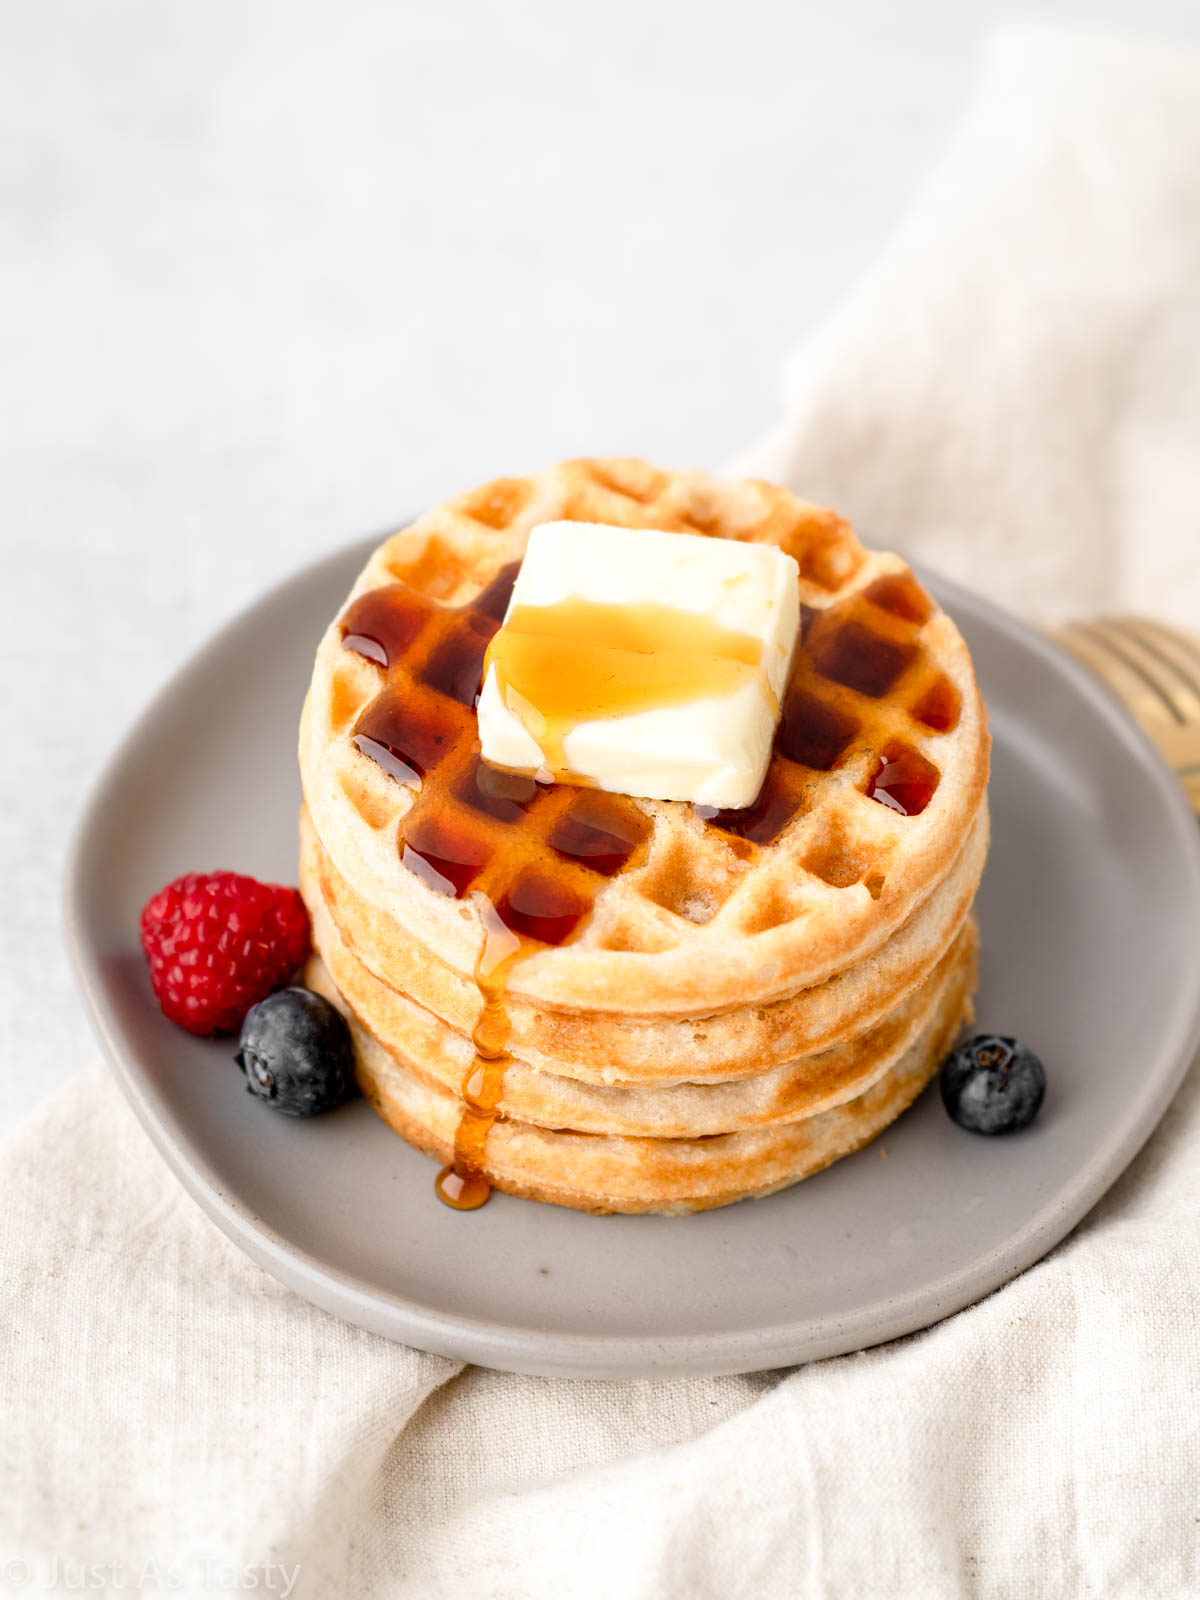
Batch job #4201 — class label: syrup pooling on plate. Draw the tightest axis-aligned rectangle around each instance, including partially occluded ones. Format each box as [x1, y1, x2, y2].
[340, 565, 653, 1206]
[339, 554, 958, 1203]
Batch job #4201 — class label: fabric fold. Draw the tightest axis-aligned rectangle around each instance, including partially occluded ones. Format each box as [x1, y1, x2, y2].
[731, 25, 1200, 632]
[4, 23, 1200, 1598]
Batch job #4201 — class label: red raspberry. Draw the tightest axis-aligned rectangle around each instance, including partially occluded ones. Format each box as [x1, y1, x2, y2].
[139, 872, 311, 1036]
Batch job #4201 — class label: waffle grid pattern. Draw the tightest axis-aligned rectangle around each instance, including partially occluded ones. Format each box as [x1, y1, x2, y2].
[340, 574, 654, 944]
[297, 460, 991, 1210]
[300, 802, 988, 1081]
[300, 459, 989, 1013]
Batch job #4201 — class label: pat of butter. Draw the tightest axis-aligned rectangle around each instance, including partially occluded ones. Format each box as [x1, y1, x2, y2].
[477, 521, 800, 808]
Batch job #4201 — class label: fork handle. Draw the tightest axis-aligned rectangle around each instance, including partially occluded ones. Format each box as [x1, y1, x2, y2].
[1054, 618, 1200, 818]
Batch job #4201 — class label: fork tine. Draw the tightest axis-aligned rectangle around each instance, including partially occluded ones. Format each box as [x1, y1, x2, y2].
[1113, 619, 1200, 708]
[1055, 619, 1200, 818]
[1101, 619, 1200, 721]
[1057, 621, 1185, 729]
[1160, 620, 1200, 670]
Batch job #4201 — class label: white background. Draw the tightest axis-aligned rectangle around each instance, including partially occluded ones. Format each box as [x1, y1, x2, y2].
[4, 0, 1198, 1136]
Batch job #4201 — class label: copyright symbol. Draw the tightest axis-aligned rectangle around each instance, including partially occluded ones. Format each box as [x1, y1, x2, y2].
[2, 1561, 30, 1589]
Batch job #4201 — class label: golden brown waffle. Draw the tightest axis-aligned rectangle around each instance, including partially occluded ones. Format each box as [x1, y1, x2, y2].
[308, 866, 977, 1136]
[300, 801, 988, 1080]
[300, 459, 990, 1017]
[298, 460, 990, 1210]
[306, 940, 976, 1215]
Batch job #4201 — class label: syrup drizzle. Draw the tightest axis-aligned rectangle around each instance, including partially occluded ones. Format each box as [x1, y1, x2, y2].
[483, 596, 771, 780]
[340, 565, 650, 1208]
[339, 554, 957, 1209]
[434, 897, 522, 1210]
[866, 741, 941, 816]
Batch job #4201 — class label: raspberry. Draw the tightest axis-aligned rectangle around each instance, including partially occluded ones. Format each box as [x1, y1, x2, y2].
[139, 872, 311, 1036]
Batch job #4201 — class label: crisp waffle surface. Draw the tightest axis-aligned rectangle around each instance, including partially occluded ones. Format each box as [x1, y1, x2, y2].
[298, 458, 990, 1212]
[306, 936, 976, 1214]
[299, 801, 987, 1081]
[300, 458, 990, 1017]
[308, 863, 977, 1137]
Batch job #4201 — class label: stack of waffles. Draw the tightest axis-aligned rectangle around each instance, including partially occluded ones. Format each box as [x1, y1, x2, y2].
[298, 460, 990, 1213]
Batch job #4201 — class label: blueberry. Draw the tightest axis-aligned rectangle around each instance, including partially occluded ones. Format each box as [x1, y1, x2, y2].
[235, 987, 356, 1116]
[940, 1035, 1046, 1135]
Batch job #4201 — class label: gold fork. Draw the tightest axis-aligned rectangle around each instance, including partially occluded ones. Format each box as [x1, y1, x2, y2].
[1054, 617, 1200, 818]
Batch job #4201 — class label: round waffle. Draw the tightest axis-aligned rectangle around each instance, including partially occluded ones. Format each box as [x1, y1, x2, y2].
[307, 865, 977, 1136]
[306, 940, 976, 1215]
[299, 459, 990, 1017]
[300, 800, 988, 1080]
[299, 459, 990, 1210]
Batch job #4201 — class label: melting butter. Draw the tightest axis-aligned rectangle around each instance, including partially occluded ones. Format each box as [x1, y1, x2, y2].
[484, 597, 770, 779]
[475, 520, 800, 808]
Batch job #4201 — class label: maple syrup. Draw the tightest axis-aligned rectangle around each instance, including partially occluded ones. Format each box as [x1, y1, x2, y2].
[434, 897, 521, 1210]
[433, 1169, 493, 1210]
[341, 585, 430, 668]
[547, 791, 649, 877]
[341, 567, 654, 1206]
[811, 619, 915, 700]
[423, 613, 500, 707]
[867, 741, 940, 816]
[339, 547, 955, 1208]
[911, 674, 961, 733]
[700, 574, 951, 841]
[353, 689, 451, 788]
[483, 597, 769, 780]
[697, 761, 808, 847]
[775, 687, 860, 771]
[402, 812, 493, 898]
[862, 571, 934, 625]
[456, 753, 545, 822]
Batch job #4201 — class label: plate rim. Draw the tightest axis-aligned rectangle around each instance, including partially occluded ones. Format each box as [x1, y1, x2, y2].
[63, 537, 1200, 1379]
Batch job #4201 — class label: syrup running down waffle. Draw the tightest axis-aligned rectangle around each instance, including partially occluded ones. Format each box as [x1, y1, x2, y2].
[298, 459, 989, 1210]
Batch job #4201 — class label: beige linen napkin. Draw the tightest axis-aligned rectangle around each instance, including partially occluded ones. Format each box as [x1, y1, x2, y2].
[4, 25, 1199, 1599]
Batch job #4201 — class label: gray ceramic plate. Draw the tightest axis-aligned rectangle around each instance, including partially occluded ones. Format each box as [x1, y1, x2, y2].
[65, 537, 1200, 1379]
